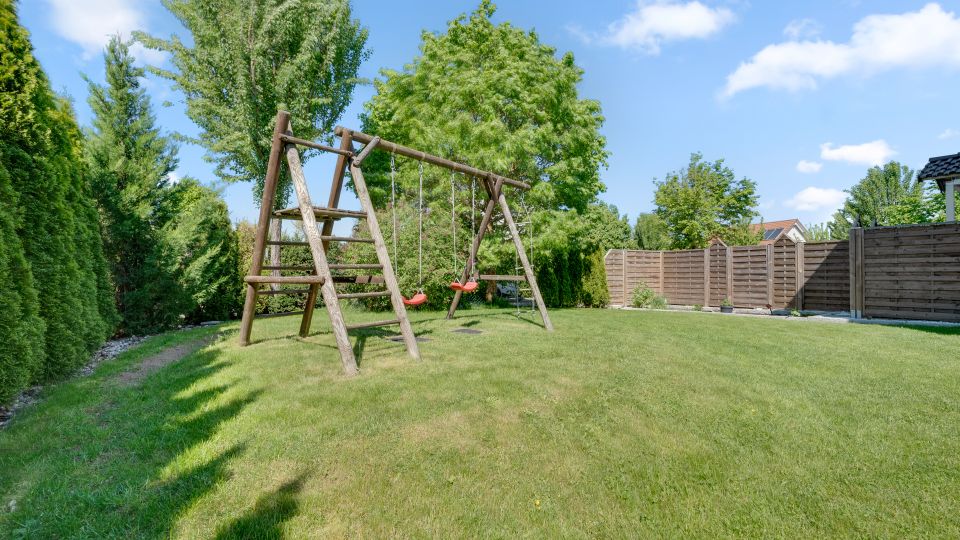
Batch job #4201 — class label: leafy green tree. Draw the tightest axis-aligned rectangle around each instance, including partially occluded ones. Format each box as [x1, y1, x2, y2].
[86, 36, 183, 333]
[136, 0, 369, 207]
[634, 212, 670, 250]
[0, 0, 116, 388]
[653, 153, 760, 249]
[832, 162, 921, 228]
[359, 1, 608, 213]
[160, 178, 241, 322]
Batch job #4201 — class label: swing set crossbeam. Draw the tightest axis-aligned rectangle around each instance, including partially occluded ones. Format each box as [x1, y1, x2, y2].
[333, 127, 531, 192]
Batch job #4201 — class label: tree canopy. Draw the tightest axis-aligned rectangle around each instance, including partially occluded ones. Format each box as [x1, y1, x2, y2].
[828, 161, 945, 238]
[359, 0, 608, 213]
[653, 153, 760, 249]
[137, 0, 368, 207]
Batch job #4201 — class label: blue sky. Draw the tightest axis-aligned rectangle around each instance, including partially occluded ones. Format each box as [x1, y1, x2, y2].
[19, 0, 960, 232]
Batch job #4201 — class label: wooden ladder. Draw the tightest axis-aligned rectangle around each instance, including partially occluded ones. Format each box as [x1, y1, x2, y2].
[238, 111, 420, 375]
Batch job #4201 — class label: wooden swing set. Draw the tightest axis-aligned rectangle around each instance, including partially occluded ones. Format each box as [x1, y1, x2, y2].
[239, 111, 553, 375]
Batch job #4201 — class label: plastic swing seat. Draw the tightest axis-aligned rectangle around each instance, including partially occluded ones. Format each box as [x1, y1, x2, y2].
[402, 292, 428, 306]
[449, 280, 479, 293]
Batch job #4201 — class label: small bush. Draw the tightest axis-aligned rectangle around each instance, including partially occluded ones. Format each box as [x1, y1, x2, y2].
[692, 304, 703, 312]
[631, 282, 667, 309]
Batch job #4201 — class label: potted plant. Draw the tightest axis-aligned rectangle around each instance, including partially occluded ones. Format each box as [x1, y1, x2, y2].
[720, 298, 734, 314]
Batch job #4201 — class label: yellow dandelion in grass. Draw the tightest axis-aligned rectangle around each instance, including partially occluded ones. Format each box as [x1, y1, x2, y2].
[535, 499, 541, 508]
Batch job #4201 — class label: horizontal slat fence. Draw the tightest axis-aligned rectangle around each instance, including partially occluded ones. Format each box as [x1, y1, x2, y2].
[607, 239, 806, 309]
[607, 222, 960, 322]
[802, 241, 849, 311]
[857, 223, 960, 322]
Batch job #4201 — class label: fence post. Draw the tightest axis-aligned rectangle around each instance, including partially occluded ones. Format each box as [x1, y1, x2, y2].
[766, 243, 775, 308]
[703, 247, 710, 307]
[726, 246, 734, 306]
[621, 250, 627, 307]
[658, 251, 664, 295]
[848, 228, 864, 318]
[796, 241, 805, 311]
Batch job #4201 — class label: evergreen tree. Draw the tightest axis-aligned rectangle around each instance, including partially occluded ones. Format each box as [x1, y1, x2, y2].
[136, 0, 368, 207]
[0, 0, 116, 386]
[160, 178, 241, 322]
[85, 36, 182, 334]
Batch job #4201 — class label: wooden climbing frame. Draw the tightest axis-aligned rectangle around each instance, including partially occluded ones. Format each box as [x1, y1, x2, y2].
[239, 111, 552, 376]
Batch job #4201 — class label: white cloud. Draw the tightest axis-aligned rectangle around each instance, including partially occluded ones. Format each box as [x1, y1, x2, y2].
[601, 1, 736, 54]
[820, 140, 896, 166]
[167, 171, 181, 185]
[939, 128, 960, 140]
[785, 187, 846, 212]
[45, 0, 157, 61]
[783, 18, 822, 41]
[796, 160, 823, 174]
[723, 3, 960, 97]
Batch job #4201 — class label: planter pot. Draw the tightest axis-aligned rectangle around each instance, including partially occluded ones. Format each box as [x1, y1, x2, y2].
[720, 305, 734, 314]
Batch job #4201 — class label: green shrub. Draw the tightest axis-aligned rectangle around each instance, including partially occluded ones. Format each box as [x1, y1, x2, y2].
[631, 282, 667, 309]
[693, 304, 703, 312]
[580, 249, 610, 307]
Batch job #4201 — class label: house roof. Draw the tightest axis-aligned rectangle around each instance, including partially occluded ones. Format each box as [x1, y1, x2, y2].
[918, 152, 960, 192]
[750, 219, 806, 245]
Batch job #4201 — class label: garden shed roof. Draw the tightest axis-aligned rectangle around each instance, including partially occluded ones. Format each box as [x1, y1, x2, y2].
[918, 152, 960, 192]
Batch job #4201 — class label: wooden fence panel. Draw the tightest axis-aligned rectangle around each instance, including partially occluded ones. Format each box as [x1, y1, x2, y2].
[730, 245, 769, 307]
[604, 249, 626, 306]
[862, 223, 960, 321]
[801, 240, 849, 311]
[662, 249, 705, 305]
[709, 243, 728, 306]
[625, 251, 661, 303]
[772, 239, 799, 309]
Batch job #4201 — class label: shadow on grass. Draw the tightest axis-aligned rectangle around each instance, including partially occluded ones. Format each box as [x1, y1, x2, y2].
[3, 339, 259, 537]
[213, 473, 308, 540]
[352, 327, 434, 367]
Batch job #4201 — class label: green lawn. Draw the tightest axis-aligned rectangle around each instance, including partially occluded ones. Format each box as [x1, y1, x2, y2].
[1, 308, 958, 538]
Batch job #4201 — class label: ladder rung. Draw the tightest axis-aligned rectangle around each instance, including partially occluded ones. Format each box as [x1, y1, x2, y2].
[479, 274, 527, 281]
[346, 319, 400, 331]
[255, 310, 305, 319]
[265, 236, 374, 246]
[259, 288, 311, 296]
[245, 275, 324, 284]
[261, 265, 315, 271]
[332, 275, 385, 285]
[338, 290, 391, 299]
[330, 263, 382, 270]
[274, 206, 367, 220]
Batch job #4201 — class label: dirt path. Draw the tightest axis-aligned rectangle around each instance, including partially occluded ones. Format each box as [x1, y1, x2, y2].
[114, 334, 219, 387]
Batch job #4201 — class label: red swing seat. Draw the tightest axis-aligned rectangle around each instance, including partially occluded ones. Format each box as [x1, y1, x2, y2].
[449, 279, 479, 293]
[402, 292, 428, 306]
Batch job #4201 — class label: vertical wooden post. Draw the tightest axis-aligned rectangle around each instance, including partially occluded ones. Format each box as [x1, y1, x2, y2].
[658, 251, 664, 295]
[240, 110, 289, 346]
[299, 130, 353, 337]
[447, 177, 501, 320]
[286, 141, 358, 375]
[796, 242, 805, 310]
[726, 246, 734, 306]
[849, 228, 864, 319]
[269, 219, 282, 291]
[703, 248, 710, 307]
[349, 163, 421, 359]
[766, 243, 775, 308]
[498, 189, 553, 331]
[621, 250, 627, 306]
